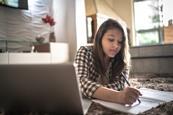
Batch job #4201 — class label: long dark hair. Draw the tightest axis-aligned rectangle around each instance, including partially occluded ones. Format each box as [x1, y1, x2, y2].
[93, 19, 130, 78]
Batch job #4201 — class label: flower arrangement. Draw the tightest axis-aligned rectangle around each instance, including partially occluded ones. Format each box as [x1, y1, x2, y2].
[42, 15, 56, 26]
[35, 15, 56, 43]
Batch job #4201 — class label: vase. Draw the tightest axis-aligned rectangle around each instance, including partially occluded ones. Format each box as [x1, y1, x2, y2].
[49, 32, 56, 42]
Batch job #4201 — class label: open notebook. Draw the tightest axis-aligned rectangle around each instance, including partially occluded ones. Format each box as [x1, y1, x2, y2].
[93, 88, 173, 115]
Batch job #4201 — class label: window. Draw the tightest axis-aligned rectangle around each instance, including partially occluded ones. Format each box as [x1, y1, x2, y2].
[134, 0, 163, 46]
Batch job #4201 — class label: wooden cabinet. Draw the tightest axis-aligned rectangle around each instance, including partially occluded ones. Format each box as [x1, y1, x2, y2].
[164, 25, 173, 44]
[34, 43, 50, 52]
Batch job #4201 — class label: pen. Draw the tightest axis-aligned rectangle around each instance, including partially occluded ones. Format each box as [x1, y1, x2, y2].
[121, 72, 141, 104]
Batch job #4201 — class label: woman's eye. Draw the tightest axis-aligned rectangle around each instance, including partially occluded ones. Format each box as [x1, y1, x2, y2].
[108, 38, 114, 42]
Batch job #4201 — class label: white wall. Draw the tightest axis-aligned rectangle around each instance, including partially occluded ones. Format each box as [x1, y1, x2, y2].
[75, 0, 87, 50]
[53, 0, 87, 61]
[53, 0, 67, 42]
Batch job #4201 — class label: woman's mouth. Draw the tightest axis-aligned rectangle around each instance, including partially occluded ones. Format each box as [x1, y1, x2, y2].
[109, 49, 117, 56]
[110, 49, 117, 53]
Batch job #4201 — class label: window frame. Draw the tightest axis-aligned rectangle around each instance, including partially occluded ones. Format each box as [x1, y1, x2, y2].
[133, 0, 164, 46]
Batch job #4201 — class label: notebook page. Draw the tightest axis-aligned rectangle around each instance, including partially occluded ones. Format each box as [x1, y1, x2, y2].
[140, 88, 173, 102]
[93, 98, 162, 114]
[92, 88, 173, 114]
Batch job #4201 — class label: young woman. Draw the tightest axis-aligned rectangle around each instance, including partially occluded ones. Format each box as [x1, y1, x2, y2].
[74, 19, 141, 105]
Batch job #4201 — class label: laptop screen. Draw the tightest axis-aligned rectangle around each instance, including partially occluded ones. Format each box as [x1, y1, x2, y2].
[0, 63, 83, 114]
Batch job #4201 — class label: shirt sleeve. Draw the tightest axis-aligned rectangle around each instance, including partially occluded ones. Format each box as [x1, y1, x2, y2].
[106, 68, 129, 91]
[74, 46, 101, 98]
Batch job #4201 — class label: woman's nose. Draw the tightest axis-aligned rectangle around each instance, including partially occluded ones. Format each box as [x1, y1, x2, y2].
[112, 41, 119, 48]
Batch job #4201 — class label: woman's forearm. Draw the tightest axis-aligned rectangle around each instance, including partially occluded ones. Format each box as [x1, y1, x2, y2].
[92, 86, 142, 105]
[92, 86, 122, 104]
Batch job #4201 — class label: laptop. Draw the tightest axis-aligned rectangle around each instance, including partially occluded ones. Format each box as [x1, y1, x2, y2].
[0, 63, 86, 114]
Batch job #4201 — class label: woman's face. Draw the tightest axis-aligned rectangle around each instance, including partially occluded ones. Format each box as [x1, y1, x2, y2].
[102, 28, 123, 58]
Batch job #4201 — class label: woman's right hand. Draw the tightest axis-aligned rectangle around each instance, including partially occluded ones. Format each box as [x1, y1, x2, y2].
[92, 86, 142, 105]
[118, 87, 142, 105]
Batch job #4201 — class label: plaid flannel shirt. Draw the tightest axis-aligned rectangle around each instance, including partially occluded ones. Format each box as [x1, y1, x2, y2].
[74, 46, 127, 98]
